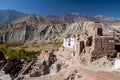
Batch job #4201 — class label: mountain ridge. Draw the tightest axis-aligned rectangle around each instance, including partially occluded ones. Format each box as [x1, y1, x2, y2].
[12, 14, 62, 25]
[0, 9, 28, 23]
[48, 13, 120, 24]
[0, 9, 120, 24]
[0, 10, 120, 44]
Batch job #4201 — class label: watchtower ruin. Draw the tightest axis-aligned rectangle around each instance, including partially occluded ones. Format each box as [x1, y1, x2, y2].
[63, 22, 117, 64]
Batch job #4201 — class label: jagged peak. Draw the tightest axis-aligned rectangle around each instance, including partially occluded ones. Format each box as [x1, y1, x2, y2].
[71, 12, 80, 15]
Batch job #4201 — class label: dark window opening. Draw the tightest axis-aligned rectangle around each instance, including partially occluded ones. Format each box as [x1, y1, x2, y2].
[97, 28, 102, 36]
[115, 44, 120, 52]
[80, 41, 85, 53]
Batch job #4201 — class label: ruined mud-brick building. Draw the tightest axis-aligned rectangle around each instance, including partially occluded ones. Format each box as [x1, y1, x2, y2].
[63, 22, 116, 63]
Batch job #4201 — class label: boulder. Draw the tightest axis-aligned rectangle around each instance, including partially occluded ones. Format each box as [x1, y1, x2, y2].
[0, 51, 5, 60]
[2, 60, 16, 74]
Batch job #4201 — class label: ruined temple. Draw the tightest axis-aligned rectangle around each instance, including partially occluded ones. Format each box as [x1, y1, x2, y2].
[63, 22, 116, 63]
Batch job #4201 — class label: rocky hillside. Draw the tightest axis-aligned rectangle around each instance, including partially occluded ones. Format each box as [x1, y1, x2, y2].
[12, 15, 62, 25]
[0, 10, 27, 24]
[0, 21, 120, 44]
[0, 10, 120, 44]
[0, 23, 66, 44]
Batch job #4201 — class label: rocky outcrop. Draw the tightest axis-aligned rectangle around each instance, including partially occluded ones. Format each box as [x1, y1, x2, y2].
[30, 50, 57, 77]
[0, 51, 36, 79]
[0, 23, 66, 44]
[0, 51, 6, 69]
[1, 58, 24, 79]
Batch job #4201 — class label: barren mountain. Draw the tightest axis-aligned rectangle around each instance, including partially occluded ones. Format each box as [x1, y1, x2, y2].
[48, 13, 92, 23]
[94, 15, 120, 24]
[0, 23, 66, 44]
[0, 10, 27, 24]
[12, 15, 62, 25]
[0, 21, 119, 44]
[48, 13, 120, 24]
[0, 10, 120, 44]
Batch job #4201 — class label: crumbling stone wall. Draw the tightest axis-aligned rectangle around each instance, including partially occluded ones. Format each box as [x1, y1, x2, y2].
[75, 22, 116, 64]
[90, 37, 116, 62]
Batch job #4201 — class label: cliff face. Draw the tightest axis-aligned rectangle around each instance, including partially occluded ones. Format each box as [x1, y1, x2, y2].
[0, 23, 27, 44]
[0, 23, 66, 44]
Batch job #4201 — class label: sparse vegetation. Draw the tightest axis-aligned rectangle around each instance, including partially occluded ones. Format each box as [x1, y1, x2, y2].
[0, 44, 38, 59]
[25, 42, 62, 51]
[53, 41, 63, 48]
[0, 41, 63, 59]
[0, 44, 8, 50]
[8, 42, 24, 47]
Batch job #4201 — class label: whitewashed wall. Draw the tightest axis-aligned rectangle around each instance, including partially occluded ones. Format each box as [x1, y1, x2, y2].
[63, 37, 75, 48]
[115, 59, 120, 69]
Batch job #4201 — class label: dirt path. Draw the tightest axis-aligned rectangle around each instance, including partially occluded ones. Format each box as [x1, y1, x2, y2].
[80, 69, 120, 80]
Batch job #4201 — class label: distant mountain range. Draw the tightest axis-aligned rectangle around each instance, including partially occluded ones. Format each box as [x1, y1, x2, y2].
[48, 13, 120, 24]
[0, 9, 120, 24]
[0, 9, 120, 44]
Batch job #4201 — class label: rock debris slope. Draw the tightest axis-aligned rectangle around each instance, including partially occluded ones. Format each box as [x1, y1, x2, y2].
[17, 47, 120, 80]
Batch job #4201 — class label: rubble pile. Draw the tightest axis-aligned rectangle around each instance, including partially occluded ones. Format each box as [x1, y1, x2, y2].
[30, 50, 57, 77]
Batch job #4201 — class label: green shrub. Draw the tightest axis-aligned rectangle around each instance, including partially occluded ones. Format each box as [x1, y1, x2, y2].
[53, 41, 63, 48]
[0, 44, 8, 50]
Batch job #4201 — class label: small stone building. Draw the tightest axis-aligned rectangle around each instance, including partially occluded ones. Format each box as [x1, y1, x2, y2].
[63, 36, 75, 48]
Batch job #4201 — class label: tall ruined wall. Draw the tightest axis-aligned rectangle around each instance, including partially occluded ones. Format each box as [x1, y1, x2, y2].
[90, 36, 116, 62]
[77, 22, 117, 64]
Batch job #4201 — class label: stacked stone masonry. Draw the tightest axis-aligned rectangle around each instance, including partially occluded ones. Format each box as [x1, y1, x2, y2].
[90, 36, 116, 62]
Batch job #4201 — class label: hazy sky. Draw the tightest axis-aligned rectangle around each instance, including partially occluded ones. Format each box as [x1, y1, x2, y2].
[0, 0, 120, 17]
